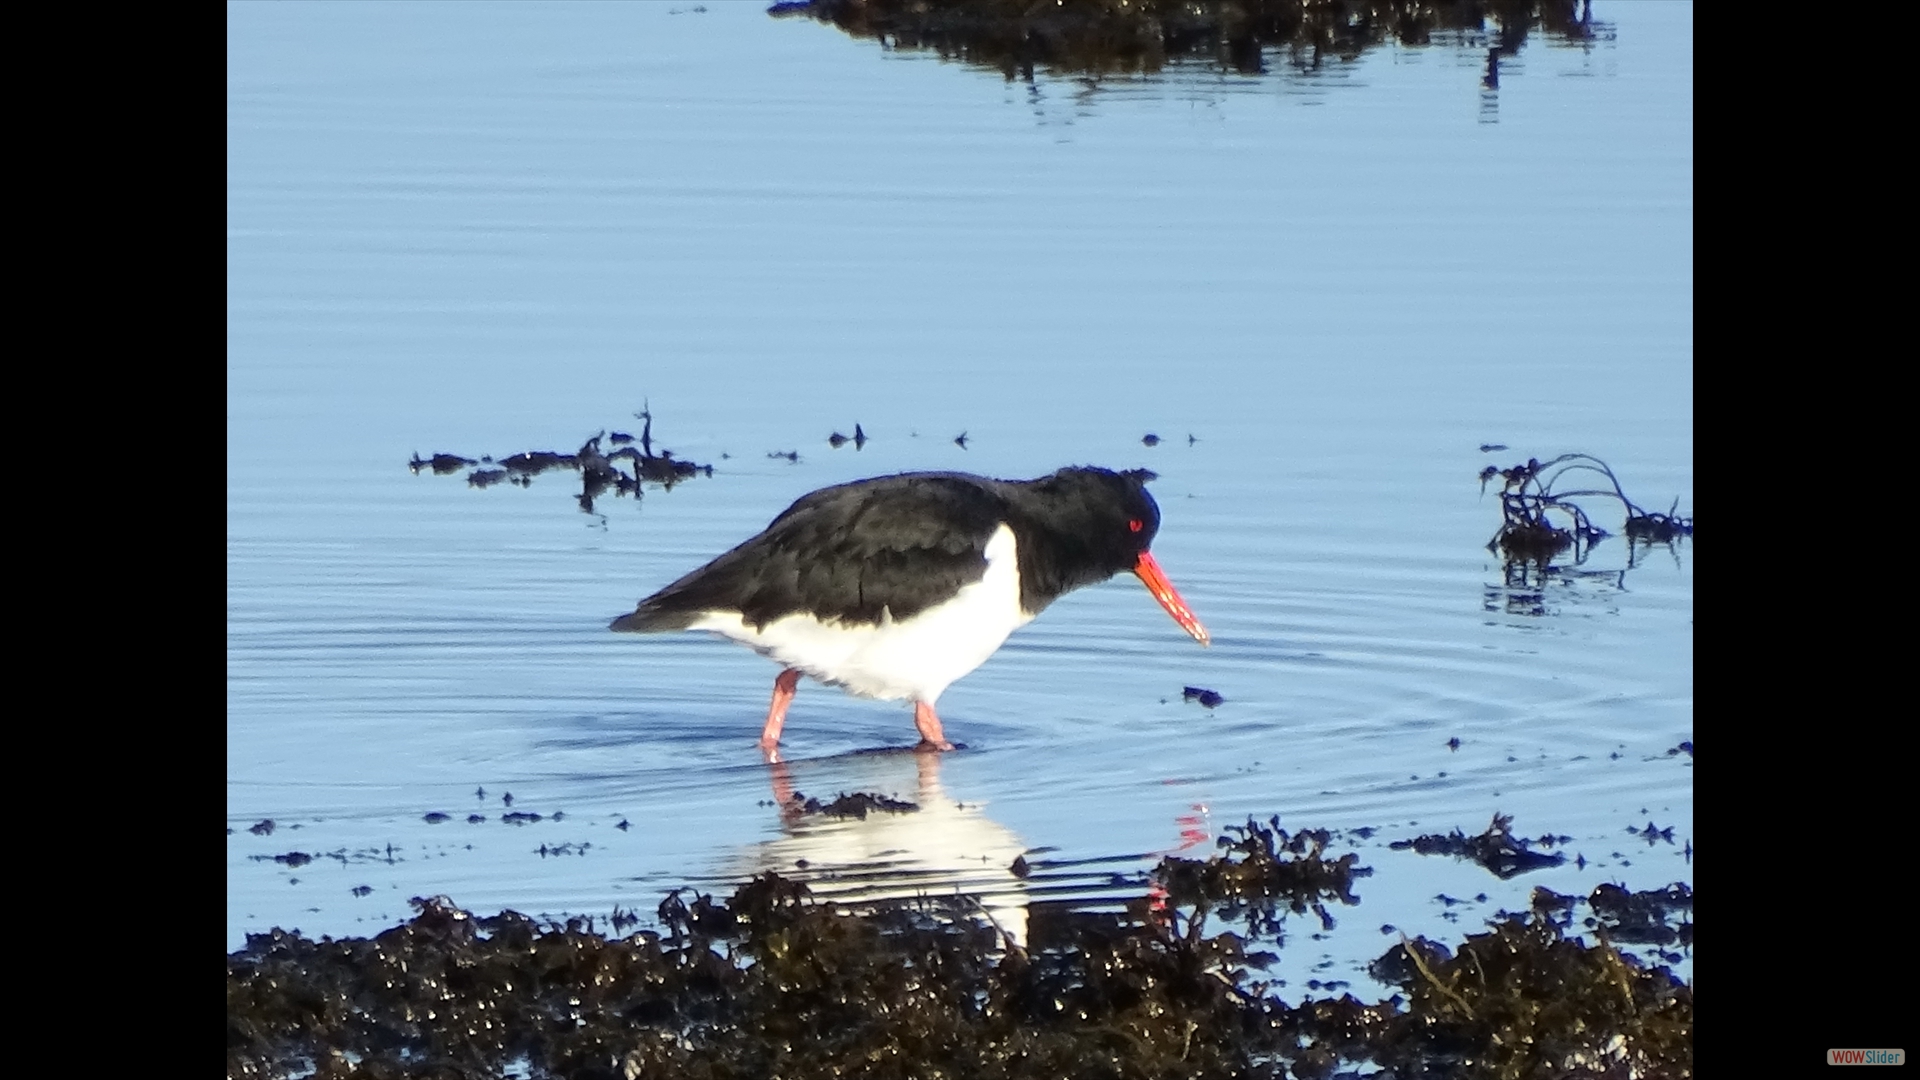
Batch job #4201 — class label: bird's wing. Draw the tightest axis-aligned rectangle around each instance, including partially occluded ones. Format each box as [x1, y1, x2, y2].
[625, 474, 1010, 630]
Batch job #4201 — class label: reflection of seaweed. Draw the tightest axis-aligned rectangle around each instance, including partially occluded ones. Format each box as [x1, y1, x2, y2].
[770, 0, 1611, 82]
[410, 406, 713, 515]
[1481, 453, 1692, 573]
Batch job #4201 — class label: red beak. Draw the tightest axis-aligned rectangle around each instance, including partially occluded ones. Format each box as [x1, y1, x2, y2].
[1133, 551, 1210, 647]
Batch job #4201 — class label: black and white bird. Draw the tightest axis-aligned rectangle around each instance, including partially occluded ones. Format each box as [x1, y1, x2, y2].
[611, 467, 1209, 756]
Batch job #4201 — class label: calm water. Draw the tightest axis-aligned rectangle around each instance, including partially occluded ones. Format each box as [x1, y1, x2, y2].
[227, 1, 1692, 991]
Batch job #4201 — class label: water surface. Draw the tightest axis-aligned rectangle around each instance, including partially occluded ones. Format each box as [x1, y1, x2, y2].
[227, 0, 1692, 992]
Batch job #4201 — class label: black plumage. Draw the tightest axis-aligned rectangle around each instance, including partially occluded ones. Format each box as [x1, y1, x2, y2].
[611, 467, 1162, 633]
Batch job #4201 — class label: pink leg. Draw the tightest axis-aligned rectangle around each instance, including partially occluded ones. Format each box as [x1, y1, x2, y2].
[912, 701, 954, 752]
[759, 668, 802, 757]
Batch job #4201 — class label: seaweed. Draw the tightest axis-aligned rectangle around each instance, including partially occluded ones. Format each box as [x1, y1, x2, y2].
[769, 0, 1611, 84]
[1390, 812, 1568, 879]
[228, 815, 1691, 1079]
[1480, 453, 1692, 583]
[783, 790, 921, 820]
[1367, 913, 1692, 1079]
[1181, 685, 1225, 708]
[411, 404, 713, 516]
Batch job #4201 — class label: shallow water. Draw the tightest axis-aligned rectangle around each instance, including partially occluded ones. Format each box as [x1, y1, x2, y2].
[227, 0, 1692, 993]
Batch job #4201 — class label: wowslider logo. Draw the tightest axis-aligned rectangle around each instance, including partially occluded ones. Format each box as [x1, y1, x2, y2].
[1828, 1048, 1905, 1066]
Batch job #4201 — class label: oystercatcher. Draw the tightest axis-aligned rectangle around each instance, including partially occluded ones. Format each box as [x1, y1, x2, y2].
[611, 467, 1209, 756]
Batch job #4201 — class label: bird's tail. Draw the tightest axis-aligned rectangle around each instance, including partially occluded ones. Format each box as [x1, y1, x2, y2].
[609, 604, 699, 633]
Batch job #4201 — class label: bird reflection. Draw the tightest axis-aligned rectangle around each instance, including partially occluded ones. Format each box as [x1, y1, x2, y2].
[719, 750, 1034, 946]
[715, 753, 1220, 951]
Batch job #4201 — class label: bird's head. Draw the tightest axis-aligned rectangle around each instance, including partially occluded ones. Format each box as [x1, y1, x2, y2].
[1035, 467, 1208, 647]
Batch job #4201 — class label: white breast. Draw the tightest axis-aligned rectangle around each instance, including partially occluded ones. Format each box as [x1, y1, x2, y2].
[688, 524, 1033, 704]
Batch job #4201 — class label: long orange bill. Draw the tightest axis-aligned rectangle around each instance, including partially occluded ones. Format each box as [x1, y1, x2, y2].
[1133, 552, 1210, 647]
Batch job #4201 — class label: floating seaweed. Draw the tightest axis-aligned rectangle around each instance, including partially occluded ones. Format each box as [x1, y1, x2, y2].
[827, 423, 870, 450]
[769, 0, 1611, 84]
[1584, 882, 1693, 948]
[1390, 812, 1568, 879]
[1623, 497, 1695, 544]
[1182, 685, 1225, 708]
[1156, 817, 1366, 943]
[412, 405, 712, 515]
[1481, 452, 1692, 577]
[783, 790, 921, 820]
[406, 452, 476, 475]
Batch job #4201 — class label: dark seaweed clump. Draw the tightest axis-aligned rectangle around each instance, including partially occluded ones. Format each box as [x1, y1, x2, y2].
[1182, 685, 1226, 708]
[785, 790, 921, 820]
[228, 817, 1689, 1079]
[1584, 882, 1693, 949]
[411, 406, 712, 515]
[1391, 812, 1568, 879]
[1158, 818, 1363, 944]
[1365, 910, 1692, 1080]
[769, 0, 1609, 82]
[827, 423, 870, 450]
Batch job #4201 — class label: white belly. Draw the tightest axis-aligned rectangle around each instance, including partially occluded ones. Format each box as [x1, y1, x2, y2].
[688, 524, 1033, 704]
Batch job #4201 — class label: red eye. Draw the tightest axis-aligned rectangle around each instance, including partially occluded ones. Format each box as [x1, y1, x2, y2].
[1128, 519, 1143, 533]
